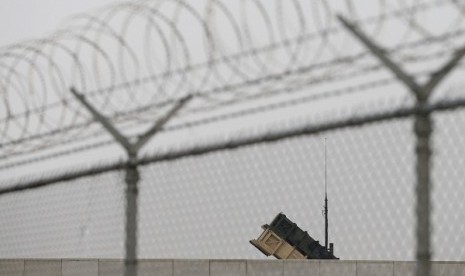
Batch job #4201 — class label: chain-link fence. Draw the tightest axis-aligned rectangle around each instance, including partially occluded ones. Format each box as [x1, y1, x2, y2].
[1, 109, 465, 268]
[1, 1, 465, 276]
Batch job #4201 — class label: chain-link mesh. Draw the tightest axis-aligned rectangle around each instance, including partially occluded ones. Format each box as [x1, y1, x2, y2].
[432, 109, 465, 261]
[2, 112, 465, 275]
[0, 171, 125, 258]
[0, 119, 415, 260]
[137, 120, 414, 260]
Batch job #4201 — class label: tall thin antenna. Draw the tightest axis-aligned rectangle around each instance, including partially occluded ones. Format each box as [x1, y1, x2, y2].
[324, 137, 329, 250]
[325, 138, 327, 197]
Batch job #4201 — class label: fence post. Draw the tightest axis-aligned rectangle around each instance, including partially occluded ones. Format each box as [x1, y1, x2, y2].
[414, 104, 432, 276]
[70, 88, 191, 276]
[125, 153, 139, 276]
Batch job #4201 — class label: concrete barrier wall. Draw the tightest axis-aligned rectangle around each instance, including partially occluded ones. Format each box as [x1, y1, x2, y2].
[0, 259, 463, 276]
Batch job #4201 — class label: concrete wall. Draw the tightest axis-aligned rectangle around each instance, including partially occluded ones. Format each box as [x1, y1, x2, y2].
[0, 259, 463, 276]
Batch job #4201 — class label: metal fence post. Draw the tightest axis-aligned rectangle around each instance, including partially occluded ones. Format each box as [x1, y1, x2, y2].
[414, 105, 432, 276]
[125, 154, 140, 276]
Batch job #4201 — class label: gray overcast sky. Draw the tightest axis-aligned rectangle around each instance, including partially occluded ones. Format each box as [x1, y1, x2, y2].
[0, 0, 118, 47]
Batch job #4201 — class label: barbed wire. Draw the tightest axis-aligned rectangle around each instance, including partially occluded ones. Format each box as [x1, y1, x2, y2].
[1, 31, 464, 169]
[1, 0, 465, 168]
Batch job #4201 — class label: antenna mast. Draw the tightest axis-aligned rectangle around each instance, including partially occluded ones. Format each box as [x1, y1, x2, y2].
[324, 138, 329, 250]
